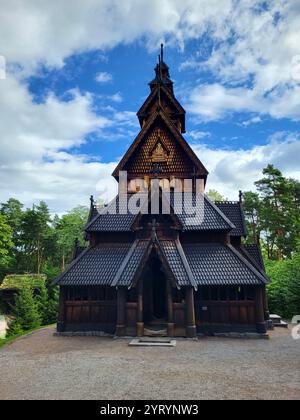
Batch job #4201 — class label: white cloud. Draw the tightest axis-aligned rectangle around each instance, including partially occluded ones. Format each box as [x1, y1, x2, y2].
[192, 133, 300, 199]
[0, 0, 299, 213]
[95, 72, 113, 83]
[188, 130, 211, 140]
[0, 74, 118, 212]
[241, 116, 262, 127]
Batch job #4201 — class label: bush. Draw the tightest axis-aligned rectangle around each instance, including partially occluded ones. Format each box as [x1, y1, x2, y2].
[266, 244, 300, 320]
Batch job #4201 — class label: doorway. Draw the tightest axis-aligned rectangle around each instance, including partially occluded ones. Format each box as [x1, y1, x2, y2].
[143, 251, 167, 328]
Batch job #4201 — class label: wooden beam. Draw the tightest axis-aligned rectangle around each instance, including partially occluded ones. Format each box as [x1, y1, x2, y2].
[255, 287, 267, 333]
[116, 288, 126, 336]
[136, 280, 144, 336]
[167, 281, 174, 337]
[185, 287, 196, 338]
[57, 286, 66, 332]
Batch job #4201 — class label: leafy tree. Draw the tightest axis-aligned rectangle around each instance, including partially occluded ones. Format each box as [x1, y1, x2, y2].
[207, 189, 228, 202]
[19, 202, 52, 273]
[243, 191, 262, 244]
[266, 242, 300, 319]
[53, 206, 88, 270]
[255, 165, 300, 259]
[0, 214, 14, 272]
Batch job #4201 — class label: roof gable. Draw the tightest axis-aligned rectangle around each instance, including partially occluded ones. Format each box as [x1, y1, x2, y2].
[112, 110, 208, 179]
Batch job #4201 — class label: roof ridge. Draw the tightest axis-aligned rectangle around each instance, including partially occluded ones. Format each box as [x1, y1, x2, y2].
[111, 239, 140, 287]
[174, 238, 197, 290]
[204, 194, 236, 230]
[227, 244, 269, 284]
[238, 245, 268, 280]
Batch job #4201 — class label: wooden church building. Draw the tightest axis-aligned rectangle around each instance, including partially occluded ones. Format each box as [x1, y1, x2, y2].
[54, 46, 269, 337]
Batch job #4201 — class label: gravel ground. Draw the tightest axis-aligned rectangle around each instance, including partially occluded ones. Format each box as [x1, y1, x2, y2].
[0, 326, 299, 400]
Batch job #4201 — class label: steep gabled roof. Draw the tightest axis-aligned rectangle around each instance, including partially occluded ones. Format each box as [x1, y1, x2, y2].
[85, 191, 236, 233]
[215, 201, 248, 237]
[182, 243, 268, 286]
[159, 239, 197, 288]
[85, 194, 139, 233]
[243, 243, 265, 271]
[169, 192, 236, 232]
[137, 85, 186, 131]
[52, 243, 134, 287]
[112, 110, 208, 179]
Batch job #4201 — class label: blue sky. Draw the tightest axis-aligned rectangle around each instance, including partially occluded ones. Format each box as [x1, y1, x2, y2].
[0, 1, 299, 213]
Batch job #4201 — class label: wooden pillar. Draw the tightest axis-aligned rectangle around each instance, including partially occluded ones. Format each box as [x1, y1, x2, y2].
[167, 282, 174, 337]
[116, 287, 126, 336]
[262, 286, 270, 320]
[136, 280, 144, 337]
[185, 287, 197, 338]
[255, 286, 267, 334]
[57, 286, 66, 332]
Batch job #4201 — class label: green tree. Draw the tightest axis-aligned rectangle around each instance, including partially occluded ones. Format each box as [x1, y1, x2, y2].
[19, 202, 52, 273]
[207, 189, 228, 202]
[0, 214, 14, 272]
[53, 206, 88, 270]
[243, 191, 262, 244]
[266, 242, 300, 319]
[8, 285, 41, 336]
[255, 165, 299, 259]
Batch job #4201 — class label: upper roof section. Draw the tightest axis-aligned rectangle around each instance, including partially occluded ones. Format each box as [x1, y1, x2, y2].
[112, 110, 208, 180]
[85, 192, 235, 234]
[137, 44, 186, 133]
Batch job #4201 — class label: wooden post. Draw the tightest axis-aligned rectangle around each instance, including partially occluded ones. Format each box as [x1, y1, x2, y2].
[262, 286, 270, 320]
[57, 286, 66, 332]
[167, 282, 174, 337]
[185, 287, 196, 338]
[255, 287, 267, 334]
[116, 287, 126, 336]
[136, 280, 144, 337]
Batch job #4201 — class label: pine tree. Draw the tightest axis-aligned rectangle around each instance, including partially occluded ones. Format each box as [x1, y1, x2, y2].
[9, 286, 41, 334]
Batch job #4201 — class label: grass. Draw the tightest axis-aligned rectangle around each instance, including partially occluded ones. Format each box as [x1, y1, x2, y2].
[0, 324, 55, 349]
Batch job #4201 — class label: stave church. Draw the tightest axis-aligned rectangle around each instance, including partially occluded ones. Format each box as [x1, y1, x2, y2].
[53, 46, 269, 337]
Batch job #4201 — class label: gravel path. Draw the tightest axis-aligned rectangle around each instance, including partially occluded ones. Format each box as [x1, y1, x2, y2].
[0, 326, 299, 400]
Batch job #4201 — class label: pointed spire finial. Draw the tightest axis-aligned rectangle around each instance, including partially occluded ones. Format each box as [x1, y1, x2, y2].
[161, 43, 164, 62]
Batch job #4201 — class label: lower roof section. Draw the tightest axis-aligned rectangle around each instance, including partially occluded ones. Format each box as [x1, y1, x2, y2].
[182, 243, 268, 286]
[53, 240, 268, 288]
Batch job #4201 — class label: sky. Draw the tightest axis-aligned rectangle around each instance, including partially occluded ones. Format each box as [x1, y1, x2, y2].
[0, 0, 300, 214]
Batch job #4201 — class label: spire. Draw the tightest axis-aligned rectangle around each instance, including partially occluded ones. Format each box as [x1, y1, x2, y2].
[149, 44, 173, 93]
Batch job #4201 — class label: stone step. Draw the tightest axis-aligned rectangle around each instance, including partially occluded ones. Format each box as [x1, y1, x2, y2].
[143, 327, 168, 337]
[129, 338, 176, 347]
[273, 320, 289, 328]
